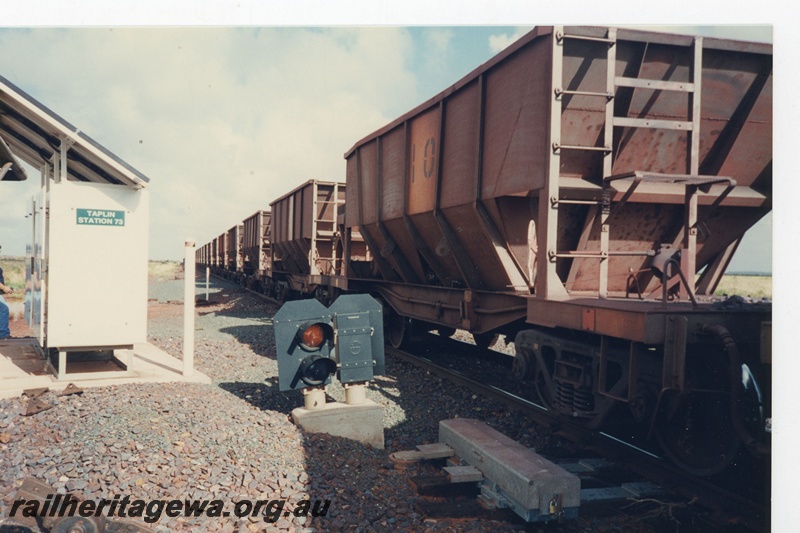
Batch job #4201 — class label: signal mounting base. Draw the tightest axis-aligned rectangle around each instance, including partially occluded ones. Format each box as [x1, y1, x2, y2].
[291, 399, 384, 449]
[302, 386, 327, 410]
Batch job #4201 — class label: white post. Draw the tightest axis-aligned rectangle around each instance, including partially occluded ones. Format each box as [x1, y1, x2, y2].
[205, 267, 210, 300]
[183, 240, 196, 377]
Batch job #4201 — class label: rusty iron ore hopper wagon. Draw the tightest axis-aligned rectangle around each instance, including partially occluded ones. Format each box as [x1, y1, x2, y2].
[213, 232, 228, 275]
[344, 26, 771, 475]
[270, 180, 352, 302]
[241, 210, 273, 290]
[225, 223, 244, 279]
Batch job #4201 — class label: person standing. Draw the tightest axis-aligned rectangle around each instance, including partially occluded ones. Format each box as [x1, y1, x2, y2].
[0, 248, 13, 339]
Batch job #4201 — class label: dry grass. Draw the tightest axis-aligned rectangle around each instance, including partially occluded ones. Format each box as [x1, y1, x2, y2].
[714, 275, 772, 299]
[0, 257, 182, 293]
[148, 260, 182, 281]
[0, 256, 25, 301]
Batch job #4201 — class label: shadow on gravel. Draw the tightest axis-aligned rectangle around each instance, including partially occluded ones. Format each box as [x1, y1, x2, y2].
[217, 324, 276, 360]
[192, 279, 282, 361]
[218, 377, 298, 417]
[218, 375, 519, 531]
[216, 375, 442, 529]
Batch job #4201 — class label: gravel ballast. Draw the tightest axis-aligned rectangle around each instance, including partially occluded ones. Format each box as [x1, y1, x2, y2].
[2, 277, 674, 532]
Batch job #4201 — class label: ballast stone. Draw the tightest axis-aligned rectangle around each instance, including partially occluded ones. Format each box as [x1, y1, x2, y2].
[438, 418, 580, 520]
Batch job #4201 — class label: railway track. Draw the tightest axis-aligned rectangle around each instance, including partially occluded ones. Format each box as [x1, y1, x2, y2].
[387, 339, 769, 532]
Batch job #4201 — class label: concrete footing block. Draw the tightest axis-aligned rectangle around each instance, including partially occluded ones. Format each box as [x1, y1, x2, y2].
[291, 399, 384, 449]
[439, 418, 580, 521]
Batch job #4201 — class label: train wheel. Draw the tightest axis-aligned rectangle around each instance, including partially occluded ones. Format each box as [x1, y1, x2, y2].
[529, 344, 557, 410]
[512, 349, 534, 380]
[387, 311, 410, 349]
[276, 284, 287, 303]
[473, 332, 497, 350]
[514, 332, 556, 410]
[654, 389, 740, 476]
[437, 327, 456, 338]
[654, 351, 740, 476]
[314, 286, 328, 306]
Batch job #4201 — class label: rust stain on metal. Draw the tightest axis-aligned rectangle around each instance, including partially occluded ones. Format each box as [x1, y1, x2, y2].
[408, 108, 440, 215]
[23, 398, 53, 416]
[581, 308, 596, 331]
[57, 383, 84, 396]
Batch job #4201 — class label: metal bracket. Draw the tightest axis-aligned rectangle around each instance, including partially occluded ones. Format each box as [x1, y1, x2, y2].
[58, 383, 84, 396]
[23, 398, 53, 416]
[662, 315, 688, 392]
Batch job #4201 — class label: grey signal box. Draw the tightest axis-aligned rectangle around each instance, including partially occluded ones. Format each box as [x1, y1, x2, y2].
[273, 294, 385, 391]
[330, 294, 386, 383]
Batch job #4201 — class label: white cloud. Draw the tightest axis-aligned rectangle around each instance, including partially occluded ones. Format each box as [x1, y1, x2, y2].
[488, 27, 530, 54]
[0, 27, 417, 259]
[420, 28, 454, 72]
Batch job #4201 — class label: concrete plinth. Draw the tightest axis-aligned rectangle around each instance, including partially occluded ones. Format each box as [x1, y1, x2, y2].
[291, 399, 384, 449]
[439, 418, 580, 521]
[0, 338, 210, 400]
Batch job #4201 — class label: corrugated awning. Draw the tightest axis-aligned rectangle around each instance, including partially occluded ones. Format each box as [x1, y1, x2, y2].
[0, 74, 149, 188]
[0, 133, 27, 181]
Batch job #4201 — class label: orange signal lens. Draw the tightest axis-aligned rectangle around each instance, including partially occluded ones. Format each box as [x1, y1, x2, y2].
[301, 324, 325, 349]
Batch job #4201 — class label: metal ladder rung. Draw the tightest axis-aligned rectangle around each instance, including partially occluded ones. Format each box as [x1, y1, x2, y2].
[556, 31, 616, 44]
[550, 250, 652, 259]
[615, 77, 694, 92]
[552, 143, 611, 153]
[613, 117, 693, 131]
[605, 171, 734, 187]
[555, 88, 613, 99]
[551, 198, 602, 206]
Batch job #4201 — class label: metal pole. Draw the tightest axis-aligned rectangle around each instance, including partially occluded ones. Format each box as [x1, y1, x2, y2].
[205, 267, 210, 301]
[183, 240, 196, 377]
